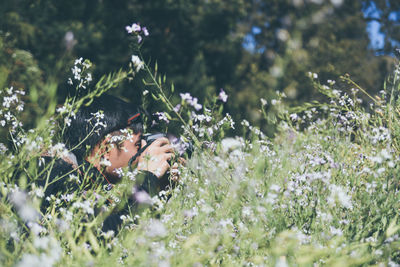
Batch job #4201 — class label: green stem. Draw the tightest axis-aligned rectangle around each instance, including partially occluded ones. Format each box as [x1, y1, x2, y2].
[139, 51, 201, 148]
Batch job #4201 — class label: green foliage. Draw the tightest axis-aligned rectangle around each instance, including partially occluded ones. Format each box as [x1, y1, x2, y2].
[1, 0, 399, 135]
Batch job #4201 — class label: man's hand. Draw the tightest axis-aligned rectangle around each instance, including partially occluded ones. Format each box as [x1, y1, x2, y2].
[137, 138, 174, 178]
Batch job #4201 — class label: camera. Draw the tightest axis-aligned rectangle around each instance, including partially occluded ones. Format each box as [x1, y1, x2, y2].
[143, 133, 194, 158]
[142, 133, 167, 143]
[129, 132, 194, 171]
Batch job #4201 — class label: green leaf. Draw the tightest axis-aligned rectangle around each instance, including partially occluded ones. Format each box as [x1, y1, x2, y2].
[386, 216, 400, 238]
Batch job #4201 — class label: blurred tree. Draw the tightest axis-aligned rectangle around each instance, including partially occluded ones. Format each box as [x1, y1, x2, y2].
[229, 0, 395, 134]
[0, 0, 398, 135]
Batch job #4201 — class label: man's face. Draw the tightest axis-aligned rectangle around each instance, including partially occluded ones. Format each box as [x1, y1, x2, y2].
[101, 129, 142, 179]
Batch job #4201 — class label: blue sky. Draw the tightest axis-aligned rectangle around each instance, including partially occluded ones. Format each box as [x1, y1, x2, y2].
[364, 1, 399, 53]
[367, 20, 385, 50]
[364, 1, 385, 51]
[243, 3, 399, 55]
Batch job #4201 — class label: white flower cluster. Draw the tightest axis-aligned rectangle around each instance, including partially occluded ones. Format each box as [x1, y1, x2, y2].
[153, 112, 170, 124]
[9, 190, 40, 222]
[370, 126, 391, 145]
[72, 200, 94, 215]
[131, 55, 144, 73]
[67, 57, 92, 89]
[307, 71, 318, 79]
[86, 111, 107, 135]
[180, 92, 202, 111]
[0, 86, 25, 133]
[125, 22, 149, 43]
[17, 236, 62, 267]
[56, 103, 76, 126]
[218, 88, 228, 103]
[241, 119, 266, 139]
[48, 143, 70, 159]
[190, 113, 235, 138]
[327, 184, 353, 209]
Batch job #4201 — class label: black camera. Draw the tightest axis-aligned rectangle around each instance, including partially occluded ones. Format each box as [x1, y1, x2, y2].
[142, 133, 167, 143]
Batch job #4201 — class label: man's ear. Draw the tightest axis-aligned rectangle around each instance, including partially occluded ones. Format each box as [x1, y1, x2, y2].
[86, 137, 110, 164]
[97, 137, 111, 157]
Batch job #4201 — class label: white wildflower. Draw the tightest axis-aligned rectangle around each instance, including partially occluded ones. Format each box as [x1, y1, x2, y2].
[289, 113, 298, 121]
[154, 112, 170, 123]
[146, 219, 167, 238]
[327, 185, 353, 209]
[131, 55, 144, 72]
[218, 88, 228, 102]
[126, 23, 141, 33]
[72, 200, 94, 215]
[135, 190, 153, 205]
[330, 226, 343, 236]
[261, 98, 267, 106]
[221, 138, 242, 153]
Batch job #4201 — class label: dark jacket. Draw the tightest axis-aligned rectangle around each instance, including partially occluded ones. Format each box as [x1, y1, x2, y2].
[38, 156, 162, 232]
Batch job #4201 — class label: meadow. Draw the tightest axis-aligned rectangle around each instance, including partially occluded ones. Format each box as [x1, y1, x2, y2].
[1, 24, 400, 267]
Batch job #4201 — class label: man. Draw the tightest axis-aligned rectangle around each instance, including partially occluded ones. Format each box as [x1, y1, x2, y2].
[41, 94, 178, 231]
[66, 94, 175, 180]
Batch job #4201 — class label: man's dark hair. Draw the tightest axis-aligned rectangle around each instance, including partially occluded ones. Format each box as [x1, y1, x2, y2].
[64, 94, 143, 160]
